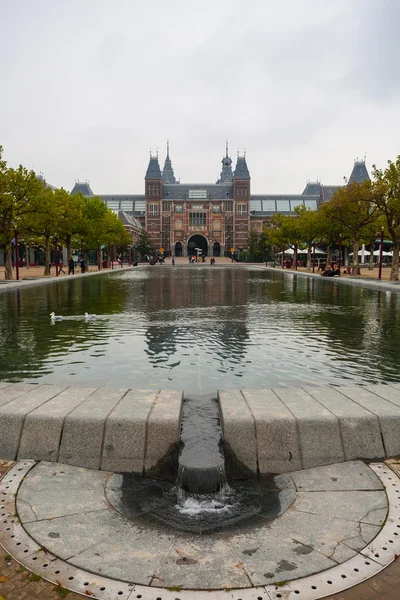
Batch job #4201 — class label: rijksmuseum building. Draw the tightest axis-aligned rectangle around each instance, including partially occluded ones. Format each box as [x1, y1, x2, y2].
[70, 144, 370, 257]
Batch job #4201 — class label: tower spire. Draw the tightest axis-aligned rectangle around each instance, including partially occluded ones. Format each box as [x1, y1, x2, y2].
[167, 139, 170, 159]
[226, 140, 229, 158]
[162, 140, 177, 184]
[217, 142, 233, 183]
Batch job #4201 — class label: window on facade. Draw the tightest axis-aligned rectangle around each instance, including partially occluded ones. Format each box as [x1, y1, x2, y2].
[237, 204, 247, 216]
[189, 189, 207, 199]
[121, 200, 133, 211]
[304, 200, 317, 210]
[249, 200, 262, 212]
[212, 204, 221, 212]
[163, 202, 171, 212]
[189, 213, 207, 226]
[290, 199, 304, 211]
[225, 201, 233, 212]
[262, 200, 276, 211]
[134, 200, 146, 212]
[107, 200, 119, 210]
[148, 185, 160, 196]
[276, 200, 290, 212]
[175, 204, 183, 212]
[148, 204, 159, 215]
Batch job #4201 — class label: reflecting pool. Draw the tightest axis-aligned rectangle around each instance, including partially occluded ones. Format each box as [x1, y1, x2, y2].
[1, 266, 400, 393]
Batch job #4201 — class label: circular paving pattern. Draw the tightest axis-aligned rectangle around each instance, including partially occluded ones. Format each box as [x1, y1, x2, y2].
[1, 460, 400, 599]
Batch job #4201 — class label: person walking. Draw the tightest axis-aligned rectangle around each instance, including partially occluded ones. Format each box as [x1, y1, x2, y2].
[172, 257, 175, 266]
[58, 262, 66, 275]
[68, 258, 75, 275]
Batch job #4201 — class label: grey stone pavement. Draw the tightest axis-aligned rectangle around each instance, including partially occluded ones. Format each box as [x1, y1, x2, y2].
[15, 460, 387, 590]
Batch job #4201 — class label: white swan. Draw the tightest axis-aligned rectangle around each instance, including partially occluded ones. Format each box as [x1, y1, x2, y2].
[50, 312, 63, 321]
[84, 312, 96, 320]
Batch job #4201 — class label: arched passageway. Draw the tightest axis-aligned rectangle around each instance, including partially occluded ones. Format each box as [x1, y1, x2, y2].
[187, 235, 208, 257]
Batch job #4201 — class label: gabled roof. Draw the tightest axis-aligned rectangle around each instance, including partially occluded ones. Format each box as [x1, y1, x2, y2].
[70, 181, 94, 197]
[348, 160, 370, 184]
[117, 210, 143, 230]
[162, 183, 233, 199]
[145, 155, 162, 179]
[233, 156, 250, 179]
[321, 185, 341, 202]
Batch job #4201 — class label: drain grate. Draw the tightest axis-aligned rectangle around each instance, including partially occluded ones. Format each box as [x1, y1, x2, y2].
[0, 461, 399, 600]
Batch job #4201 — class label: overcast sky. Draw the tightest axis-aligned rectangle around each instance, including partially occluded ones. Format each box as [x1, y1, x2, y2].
[1, 0, 400, 194]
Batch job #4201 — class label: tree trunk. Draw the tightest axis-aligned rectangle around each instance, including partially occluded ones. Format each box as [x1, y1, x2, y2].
[26, 245, 30, 270]
[352, 240, 359, 275]
[369, 246, 374, 270]
[391, 241, 399, 281]
[326, 245, 332, 265]
[85, 250, 90, 271]
[44, 237, 51, 276]
[307, 248, 311, 271]
[66, 236, 72, 261]
[344, 247, 349, 267]
[5, 243, 13, 280]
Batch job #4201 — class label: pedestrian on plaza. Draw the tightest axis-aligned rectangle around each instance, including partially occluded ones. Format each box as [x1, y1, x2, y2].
[172, 257, 175, 266]
[58, 262, 66, 275]
[68, 258, 75, 275]
[80, 257, 86, 273]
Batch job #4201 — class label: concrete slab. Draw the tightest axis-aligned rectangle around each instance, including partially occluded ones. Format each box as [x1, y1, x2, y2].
[338, 386, 400, 457]
[290, 461, 384, 491]
[0, 383, 42, 408]
[18, 386, 98, 462]
[144, 389, 183, 474]
[0, 385, 68, 460]
[218, 389, 257, 474]
[363, 384, 400, 408]
[295, 491, 387, 522]
[153, 536, 251, 589]
[242, 388, 302, 474]
[58, 387, 127, 469]
[101, 389, 158, 473]
[304, 386, 385, 460]
[273, 387, 344, 468]
[230, 531, 336, 586]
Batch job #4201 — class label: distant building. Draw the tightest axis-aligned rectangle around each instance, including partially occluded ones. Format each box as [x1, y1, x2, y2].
[70, 147, 370, 257]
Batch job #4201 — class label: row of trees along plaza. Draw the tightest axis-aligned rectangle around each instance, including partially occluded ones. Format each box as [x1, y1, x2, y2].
[0, 147, 131, 280]
[260, 155, 400, 281]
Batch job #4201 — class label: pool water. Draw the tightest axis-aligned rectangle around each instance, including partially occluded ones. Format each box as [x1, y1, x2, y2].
[1, 266, 400, 394]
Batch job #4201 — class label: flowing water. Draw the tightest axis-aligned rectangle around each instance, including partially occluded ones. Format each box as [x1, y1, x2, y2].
[1, 266, 400, 392]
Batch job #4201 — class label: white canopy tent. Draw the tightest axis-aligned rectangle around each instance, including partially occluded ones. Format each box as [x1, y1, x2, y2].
[277, 248, 327, 255]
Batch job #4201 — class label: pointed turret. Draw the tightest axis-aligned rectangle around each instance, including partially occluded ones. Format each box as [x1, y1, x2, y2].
[145, 153, 162, 179]
[217, 141, 233, 183]
[70, 181, 94, 197]
[233, 154, 250, 179]
[348, 160, 370, 184]
[161, 140, 177, 184]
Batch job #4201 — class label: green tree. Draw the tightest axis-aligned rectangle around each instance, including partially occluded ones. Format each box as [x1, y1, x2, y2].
[294, 206, 324, 270]
[372, 157, 400, 281]
[57, 190, 85, 260]
[324, 181, 380, 274]
[137, 230, 155, 260]
[0, 148, 43, 279]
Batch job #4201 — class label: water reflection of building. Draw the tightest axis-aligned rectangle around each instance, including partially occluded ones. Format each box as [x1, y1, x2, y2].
[144, 269, 250, 367]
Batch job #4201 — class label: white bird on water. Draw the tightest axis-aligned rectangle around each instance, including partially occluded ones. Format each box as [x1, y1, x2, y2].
[50, 312, 63, 321]
[84, 312, 96, 320]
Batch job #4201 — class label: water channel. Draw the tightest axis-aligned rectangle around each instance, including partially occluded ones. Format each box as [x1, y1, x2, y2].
[1, 266, 400, 393]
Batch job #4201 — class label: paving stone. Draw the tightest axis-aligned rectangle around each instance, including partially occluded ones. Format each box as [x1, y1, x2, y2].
[0, 383, 38, 407]
[153, 536, 251, 589]
[291, 461, 384, 491]
[218, 389, 257, 474]
[24, 509, 116, 557]
[0, 385, 68, 460]
[330, 542, 358, 563]
[144, 389, 183, 473]
[274, 387, 344, 468]
[304, 386, 385, 460]
[338, 385, 400, 457]
[68, 518, 176, 586]
[230, 530, 336, 586]
[295, 491, 387, 522]
[58, 387, 127, 469]
[362, 507, 388, 526]
[18, 386, 98, 462]
[268, 509, 363, 557]
[102, 389, 158, 473]
[242, 388, 302, 474]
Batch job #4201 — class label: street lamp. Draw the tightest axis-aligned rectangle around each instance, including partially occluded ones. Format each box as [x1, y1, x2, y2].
[54, 235, 59, 277]
[338, 233, 342, 276]
[14, 226, 20, 281]
[97, 241, 101, 271]
[378, 226, 384, 281]
[312, 241, 316, 273]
